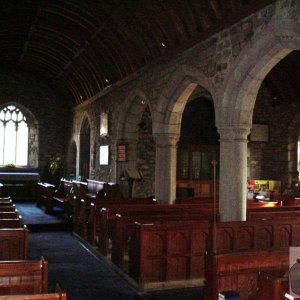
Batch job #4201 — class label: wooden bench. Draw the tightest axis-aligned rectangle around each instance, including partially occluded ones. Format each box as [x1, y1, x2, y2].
[0, 207, 22, 229]
[0, 212, 19, 219]
[0, 284, 66, 300]
[74, 197, 156, 243]
[205, 249, 289, 300]
[255, 270, 289, 300]
[213, 218, 300, 253]
[128, 220, 211, 290]
[0, 227, 28, 260]
[0, 205, 17, 212]
[96, 203, 217, 255]
[204, 218, 300, 299]
[85, 179, 121, 202]
[37, 180, 74, 214]
[111, 212, 215, 270]
[85, 197, 156, 243]
[0, 198, 13, 206]
[0, 258, 48, 295]
[0, 216, 23, 228]
[36, 182, 55, 213]
[247, 205, 300, 220]
[51, 179, 74, 215]
[71, 180, 87, 225]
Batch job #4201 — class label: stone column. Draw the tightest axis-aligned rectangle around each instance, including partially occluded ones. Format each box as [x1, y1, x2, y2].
[218, 125, 251, 221]
[154, 133, 180, 204]
[288, 139, 299, 188]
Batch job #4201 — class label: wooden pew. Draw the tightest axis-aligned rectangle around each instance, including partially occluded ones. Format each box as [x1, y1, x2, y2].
[97, 204, 217, 255]
[128, 220, 211, 290]
[248, 210, 300, 220]
[0, 205, 17, 212]
[0, 197, 12, 201]
[0, 198, 13, 206]
[0, 284, 67, 300]
[213, 219, 300, 253]
[71, 180, 87, 225]
[111, 213, 215, 269]
[36, 182, 55, 214]
[0, 258, 48, 295]
[204, 218, 300, 300]
[75, 197, 156, 242]
[204, 249, 289, 300]
[0, 227, 28, 260]
[0, 212, 19, 219]
[51, 179, 73, 214]
[255, 270, 289, 300]
[0, 218, 23, 229]
[86, 197, 157, 243]
[85, 179, 121, 202]
[175, 196, 217, 205]
[0, 200, 23, 228]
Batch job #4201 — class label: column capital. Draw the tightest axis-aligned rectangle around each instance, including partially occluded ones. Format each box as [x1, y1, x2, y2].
[217, 125, 251, 142]
[153, 133, 180, 147]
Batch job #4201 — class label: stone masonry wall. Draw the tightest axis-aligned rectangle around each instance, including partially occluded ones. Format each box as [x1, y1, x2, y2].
[249, 82, 300, 189]
[0, 72, 72, 182]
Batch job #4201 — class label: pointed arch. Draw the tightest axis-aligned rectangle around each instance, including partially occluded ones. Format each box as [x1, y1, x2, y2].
[115, 88, 155, 197]
[79, 114, 91, 179]
[154, 65, 213, 137]
[116, 88, 152, 142]
[0, 102, 38, 167]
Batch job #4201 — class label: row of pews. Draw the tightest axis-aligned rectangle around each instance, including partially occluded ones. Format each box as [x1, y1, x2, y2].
[36, 178, 300, 298]
[0, 196, 67, 299]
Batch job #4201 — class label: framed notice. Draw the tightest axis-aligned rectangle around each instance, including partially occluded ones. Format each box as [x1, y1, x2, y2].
[100, 112, 108, 136]
[117, 144, 127, 162]
[99, 145, 109, 165]
[250, 124, 269, 142]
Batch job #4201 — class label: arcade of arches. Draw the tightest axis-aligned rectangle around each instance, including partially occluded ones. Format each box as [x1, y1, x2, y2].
[2, 1, 300, 222]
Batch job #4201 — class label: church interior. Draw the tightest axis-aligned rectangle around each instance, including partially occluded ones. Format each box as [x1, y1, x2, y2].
[1, 0, 300, 299]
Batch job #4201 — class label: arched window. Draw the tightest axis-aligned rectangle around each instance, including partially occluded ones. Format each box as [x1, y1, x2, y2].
[0, 105, 28, 166]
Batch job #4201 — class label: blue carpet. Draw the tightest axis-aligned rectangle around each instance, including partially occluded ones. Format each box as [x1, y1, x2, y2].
[14, 202, 68, 225]
[28, 231, 139, 300]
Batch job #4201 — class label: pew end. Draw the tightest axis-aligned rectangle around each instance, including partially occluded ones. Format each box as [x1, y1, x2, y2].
[0, 257, 48, 295]
[0, 282, 67, 299]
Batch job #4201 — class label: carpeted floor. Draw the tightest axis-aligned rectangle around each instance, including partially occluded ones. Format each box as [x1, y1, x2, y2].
[14, 202, 204, 300]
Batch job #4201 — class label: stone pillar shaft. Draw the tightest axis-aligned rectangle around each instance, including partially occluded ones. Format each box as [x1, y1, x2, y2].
[218, 126, 250, 221]
[154, 133, 179, 204]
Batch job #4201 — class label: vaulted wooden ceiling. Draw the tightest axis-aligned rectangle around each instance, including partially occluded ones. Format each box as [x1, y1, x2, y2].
[0, 0, 277, 106]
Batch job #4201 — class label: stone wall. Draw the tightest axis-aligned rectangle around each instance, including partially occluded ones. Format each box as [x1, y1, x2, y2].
[249, 82, 300, 189]
[0, 72, 72, 182]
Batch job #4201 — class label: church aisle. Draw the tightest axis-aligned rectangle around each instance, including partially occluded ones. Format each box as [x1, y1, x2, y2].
[28, 231, 139, 300]
[16, 202, 203, 300]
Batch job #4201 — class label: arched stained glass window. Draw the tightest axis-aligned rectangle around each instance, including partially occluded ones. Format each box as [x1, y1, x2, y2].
[0, 105, 28, 165]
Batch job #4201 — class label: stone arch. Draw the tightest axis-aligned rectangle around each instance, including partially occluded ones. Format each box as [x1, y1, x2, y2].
[218, 18, 300, 127]
[215, 16, 300, 221]
[116, 89, 154, 197]
[154, 66, 213, 137]
[0, 101, 39, 168]
[79, 113, 91, 179]
[117, 89, 152, 142]
[153, 67, 214, 202]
